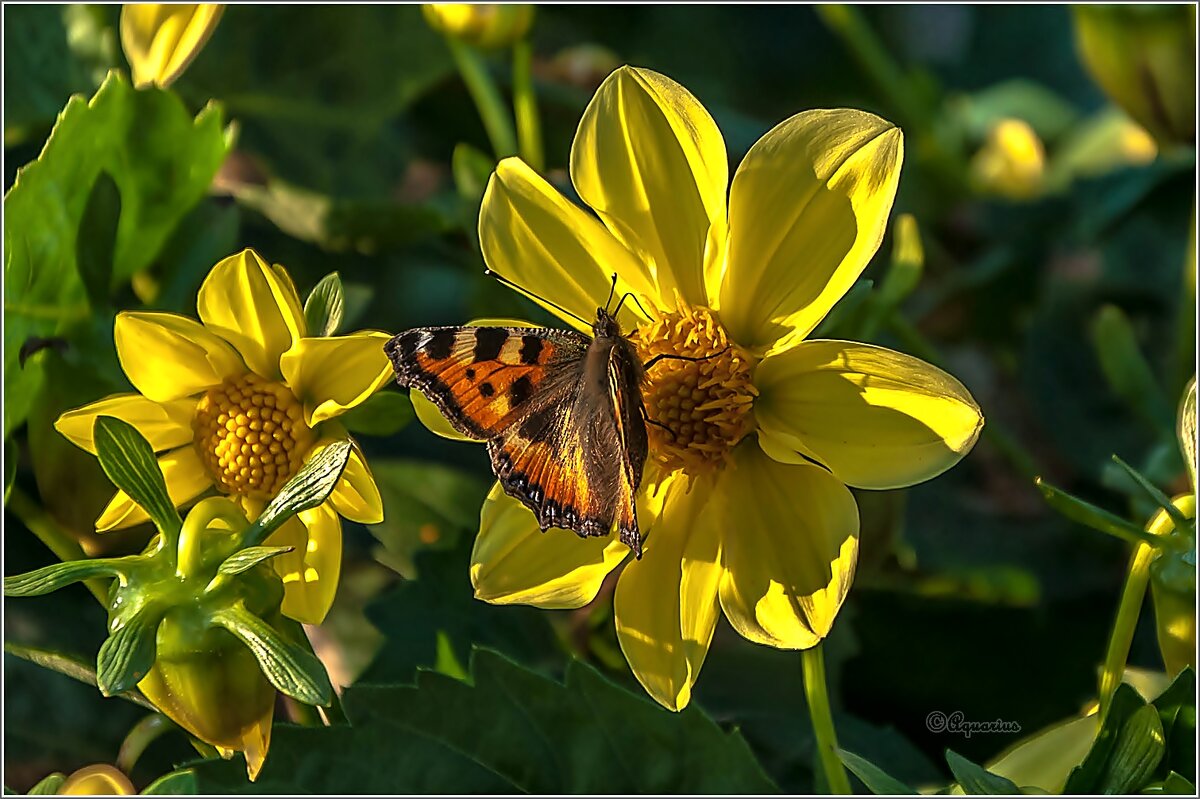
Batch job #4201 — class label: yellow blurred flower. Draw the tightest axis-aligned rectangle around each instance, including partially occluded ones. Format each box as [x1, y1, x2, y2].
[120, 4, 224, 89]
[58, 764, 137, 795]
[422, 3, 535, 49]
[969, 117, 1046, 200]
[416, 65, 984, 710]
[55, 249, 392, 623]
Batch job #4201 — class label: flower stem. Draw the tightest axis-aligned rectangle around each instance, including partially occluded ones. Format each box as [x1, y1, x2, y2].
[802, 644, 852, 795]
[116, 713, 172, 774]
[1098, 541, 1154, 718]
[511, 39, 544, 172]
[7, 487, 107, 605]
[447, 38, 518, 159]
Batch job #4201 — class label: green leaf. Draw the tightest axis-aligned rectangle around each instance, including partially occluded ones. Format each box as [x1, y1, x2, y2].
[191, 648, 778, 793]
[26, 773, 66, 795]
[451, 142, 495, 202]
[4, 436, 15, 503]
[244, 440, 352, 545]
[1151, 667, 1196, 779]
[3, 642, 157, 711]
[141, 770, 197, 795]
[97, 604, 162, 697]
[1095, 704, 1165, 794]
[837, 749, 918, 794]
[75, 171, 121, 308]
[1111, 455, 1192, 532]
[216, 546, 295, 578]
[4, 70, 229, 434]
[1161, 771, 1197, 794]
[1034, 477, 1167, 548]
[211, 605, 332, 707]
[93, 417, 182, 537]
[945, 749, 1021, 794]
[4, 557, 128, 597]
[337, 391, 414, 438]
[1065, 683, 1147, 792]
[303, 272, 345, 337]
[1090, 305, 1174, 436]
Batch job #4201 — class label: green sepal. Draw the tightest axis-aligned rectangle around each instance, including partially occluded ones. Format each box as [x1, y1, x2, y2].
[141, 769, 198, 795]
[93, 416, 182, 538]
[244, 439, 351, 546]
[211, 604, 332, 707]
[1096, 703, 1165, 794]
[1111, 455, 1192, 532]
[304, 272, 345, 337]
[945, 749, 1020, 794]
[27, 773, 67, 795]
[217, 546, 294, 578]
[76, 170, 122, 309]
[836, 749, 918, 795]
[97, 604, 163, 697]
[1034, 477, 1169, 549]
[338, 391, 414, 436]
[4, 557, 130, 597]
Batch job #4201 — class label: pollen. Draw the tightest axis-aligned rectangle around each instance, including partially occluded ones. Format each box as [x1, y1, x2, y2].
[632, 299, 757, 476]
[192, 373, 315, 499]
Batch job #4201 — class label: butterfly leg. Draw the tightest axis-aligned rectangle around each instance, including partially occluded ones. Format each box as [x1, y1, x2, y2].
[642, 346, 731, 372]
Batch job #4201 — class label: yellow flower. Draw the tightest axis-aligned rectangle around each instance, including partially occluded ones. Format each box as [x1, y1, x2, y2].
[969, 117, 1046, 200]
[55, 249, 392, 624]
[415, 66, 984, 710]
[422, 4, 535, 49]
[120, 4, 223, 89]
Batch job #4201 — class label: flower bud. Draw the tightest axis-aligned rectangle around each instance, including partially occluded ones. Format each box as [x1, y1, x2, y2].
[422, 4, 535, 49]
[59, 764, 137, 795]
[969, 118, 1045, 200]
[1072, 5, 1196, 146]
[120, 4, 224, 89]
[1148, 493, 1197, 677]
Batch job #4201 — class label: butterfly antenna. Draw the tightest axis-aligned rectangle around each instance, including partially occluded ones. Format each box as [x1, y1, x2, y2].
[484, 269, 591, 327]
[603, 273, 618, 313]
[613, 291, 652, 319]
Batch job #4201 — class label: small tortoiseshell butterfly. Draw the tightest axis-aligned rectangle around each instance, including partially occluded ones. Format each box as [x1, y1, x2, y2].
[385, 276, 676, 557]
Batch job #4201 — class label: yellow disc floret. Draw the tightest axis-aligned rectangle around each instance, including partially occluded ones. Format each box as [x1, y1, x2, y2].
[633, 298, 757, 476]
[193, 373, 314, 498]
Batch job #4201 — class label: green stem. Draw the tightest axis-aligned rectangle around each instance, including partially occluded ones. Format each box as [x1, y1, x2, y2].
[447, 38, 518, 159]
[511, 39, 544, 172]
[175, 500, 245, 579]
[1099, 542, 1154, 719]
[116, 713, 172, 774]
[802, 644, 852, 795]
[7, 487, 107, 605]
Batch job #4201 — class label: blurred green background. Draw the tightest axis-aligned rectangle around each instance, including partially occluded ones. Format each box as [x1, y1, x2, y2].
[4, 4, 1195, 793]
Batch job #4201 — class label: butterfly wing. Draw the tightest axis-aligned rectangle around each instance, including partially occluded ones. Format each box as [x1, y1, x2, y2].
[385, 326, 589, 440]
[606, 341, 649, 555]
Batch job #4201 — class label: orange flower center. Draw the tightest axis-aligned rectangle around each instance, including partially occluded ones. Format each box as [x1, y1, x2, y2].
[192, 373, 314, 499]
[632, 301, 756, 476]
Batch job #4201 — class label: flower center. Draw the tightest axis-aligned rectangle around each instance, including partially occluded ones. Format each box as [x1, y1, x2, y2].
[192, 373, 314, 499]
[632, 301, 756, 476]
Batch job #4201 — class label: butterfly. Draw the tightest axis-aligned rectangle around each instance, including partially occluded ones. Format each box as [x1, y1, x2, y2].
[384, 276, 661, 557]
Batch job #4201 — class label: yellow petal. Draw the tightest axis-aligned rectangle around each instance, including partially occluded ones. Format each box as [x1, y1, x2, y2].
[114, 312, 244, 402]
[55, 394, 196, 454]
[279, 331, 393, 427]
[327, 440, 384, 524]
[614, 473, 722, 711]
[95, 446, 213, 531]
[197, 249, 306, 380]
[471, 482, 628, 609]
[718, 443, 859, 648]
[755, 340, 984, 489]
[479, 157, 654, 332]
[571, 66, 727, 308]
[120, 4, 224, 89]
[268, 502, 342, 624]
[719, 110, 903, 353]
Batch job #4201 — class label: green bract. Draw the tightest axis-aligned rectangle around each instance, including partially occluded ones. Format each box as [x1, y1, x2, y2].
[3, 416, 351, 780]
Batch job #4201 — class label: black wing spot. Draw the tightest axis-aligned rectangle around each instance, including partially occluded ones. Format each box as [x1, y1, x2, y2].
[425, 331, 455, 360]
[510, 375, 533, 406]
[474, 328, 508, 361]
[465, 367, 476, 381]
[519, 335, 544, 365]
[480, 381, 496, 398]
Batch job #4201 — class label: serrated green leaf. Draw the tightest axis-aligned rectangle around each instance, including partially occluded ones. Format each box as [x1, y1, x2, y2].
[303, 272, 345, 337]
[191, 648, 777, 794]
[4, 69, 229, 434]
[1064, 683, 1147, 792]
[244, 440, 351, 545]
[76, 171, 121, 308]
[140, 770, 197, 795]
[838, 749, 918, 794]
[945, 749, 1021, 794]
[3, 642, 157, 710]
[4, 557, 128, 597]
[1095, 703, 1164, 794]
[1034, 477, 1167, 548]
[93, 417, 182, 537]
[337, 391, 414, 437]
[26, 773, 66, 795]
[97, 604, 162, 697]
[211, 605, 332, 706]
[216, 546, 294, 578]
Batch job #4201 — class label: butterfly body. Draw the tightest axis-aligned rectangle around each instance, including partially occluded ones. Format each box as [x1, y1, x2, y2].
[385, 309, 649, 556]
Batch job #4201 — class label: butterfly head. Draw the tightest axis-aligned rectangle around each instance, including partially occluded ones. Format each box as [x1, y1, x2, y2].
[592, 307, 623, 340]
